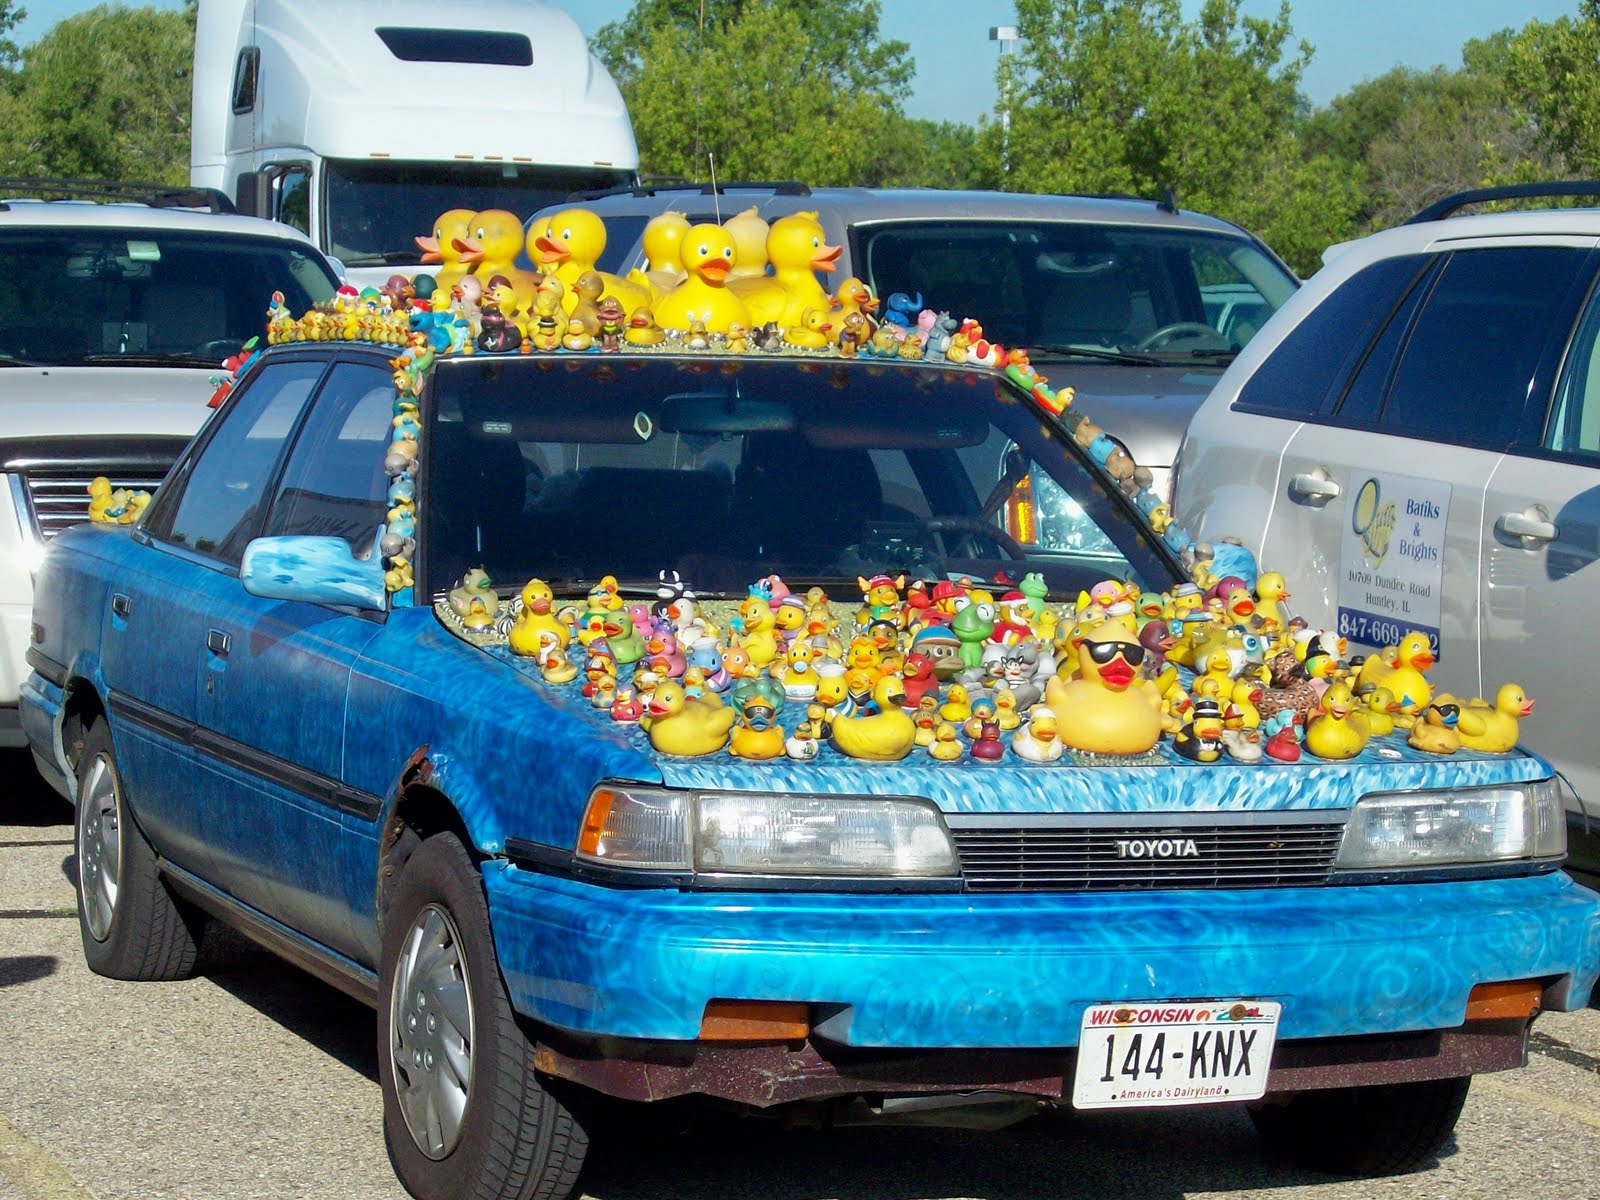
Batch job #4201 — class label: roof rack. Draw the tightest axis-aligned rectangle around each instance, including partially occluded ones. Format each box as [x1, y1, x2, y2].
[0, 176, 236, 214]
[1406, 180, 1600, 224]
[565, 180, 814, 203]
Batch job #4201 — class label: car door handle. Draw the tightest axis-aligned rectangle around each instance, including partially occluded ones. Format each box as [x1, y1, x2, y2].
[1288, 470, 1342, 502]
[1495, 508, 1558, 544]
[110, 593, 131, 618]
[206, 629, 232, 656]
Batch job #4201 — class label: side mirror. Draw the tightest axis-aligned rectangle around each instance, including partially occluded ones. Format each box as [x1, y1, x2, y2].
[240, 532, 387, 610]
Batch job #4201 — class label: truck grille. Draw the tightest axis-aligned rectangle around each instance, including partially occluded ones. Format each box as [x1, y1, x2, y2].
[2, 436, 190, 540]
[950, 815, 1346, 893]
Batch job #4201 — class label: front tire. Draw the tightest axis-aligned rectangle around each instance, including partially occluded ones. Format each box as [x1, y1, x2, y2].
[379, 832, 588, 1200]
[74, 722, 202, 980]
[1249, 1075, 1471, 1176]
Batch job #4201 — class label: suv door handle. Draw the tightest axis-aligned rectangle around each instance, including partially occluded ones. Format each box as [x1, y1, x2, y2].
[1288, 469, 1342, 502]
[1495, 507, 1558, 544]
[110, 593, 132, 618]
[206, 629, 232, 656]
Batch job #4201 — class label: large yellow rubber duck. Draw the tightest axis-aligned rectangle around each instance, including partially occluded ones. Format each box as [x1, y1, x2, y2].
[526, 207, 649, 316]
[630, 209, 691, 297]
[1305, 681, 1370, 760]
[454, 209, 543, 311]
[415, 208, 478, 292]
[1451, 683, 1534, 753]
[723, 206, 771, 280]
[1045, 623, 1163, 755]
[654, 223, 750, 335]
[643, 679, 734, 757]
[508, 578, 572, 656]
[830, 676, 916, 761]
[730, 211, 840, 328]
[1354, 631, 1435, 714]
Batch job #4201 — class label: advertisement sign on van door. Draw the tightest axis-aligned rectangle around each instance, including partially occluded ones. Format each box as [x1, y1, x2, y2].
[1336, 472, 1451, 658]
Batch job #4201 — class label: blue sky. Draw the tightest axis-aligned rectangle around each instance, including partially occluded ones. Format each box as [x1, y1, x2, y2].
[14, 1, 1580, 124]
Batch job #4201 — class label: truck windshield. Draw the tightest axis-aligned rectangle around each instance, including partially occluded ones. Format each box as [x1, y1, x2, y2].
[0, 227, 337, 367]
[324, 160, 635, 267]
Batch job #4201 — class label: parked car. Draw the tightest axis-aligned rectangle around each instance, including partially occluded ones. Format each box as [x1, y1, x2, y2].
[22, 317, 1595, 1200]
[534, 185, 1299, 512]
[1174, 181, 1600, 885]
[0, 176, 340, 752]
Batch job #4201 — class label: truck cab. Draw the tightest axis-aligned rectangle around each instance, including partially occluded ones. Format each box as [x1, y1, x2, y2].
[190, 0, 638, 288]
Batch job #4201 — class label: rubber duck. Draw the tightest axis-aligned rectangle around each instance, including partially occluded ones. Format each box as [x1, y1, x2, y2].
[783, 306, 834, 349]
[1221, 727, 1264, 763]
[1012, 706, 1062, 763]
[785, 716, 822, 762]
[1174, 696, 1226, 763]
[1355, 631, 1436, 714]
[1451, 683, 1534, 753]
[900, 653, 939, 709]
[1254, 571, 1292, 634]
[561, 317, 594, 353]
[938, 683, 972, 724]
[415, 208, 478, 293]
[832, 276, 879, 336]
[529, 288, 565, 352]
[962, 696, 998, 741]
[913, 696, 941, 746]
[1045, 623, 1164, 755]
[535, 633, 578, 685]
[453, 209, 542, 311]
[87, 476, 115, 522]
[526, 207, 649, 315]
[729, 692, 786, 760]
[1407, 702, 1462, 755]
[1360, 687, 1399, 737]
[508, 578, 571, 655]
[928, 722, 964, 762]
[723, 206, 771, 280]
[601, 610, 647, 666]
[1305, 682, 1370, 760]
[735, 596, 781, 669]
[730, 211, 841, 328]
[829, 676, 916, 761]
[643, 679, 735, 757]
[781, 639, 820, 701]
[624, 307, 667, 346]
[631, 210, 691, 297]
[448, 569, 498, 619]
[969, 720, 1006, 763]
[654, 223, 750, 334]
[610, 687, 643, 724]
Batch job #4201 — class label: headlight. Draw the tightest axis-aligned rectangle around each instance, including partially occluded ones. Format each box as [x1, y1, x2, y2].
[1335, 780, 1566, 871]
[575, 785, 958, 878]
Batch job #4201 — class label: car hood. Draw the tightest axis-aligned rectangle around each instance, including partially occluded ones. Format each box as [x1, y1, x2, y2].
[0, 366, 216, 440]
[1032, 360, 1224, 471]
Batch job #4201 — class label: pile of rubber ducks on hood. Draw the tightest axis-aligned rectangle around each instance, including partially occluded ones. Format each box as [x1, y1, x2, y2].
[438, 567, 1535, 766]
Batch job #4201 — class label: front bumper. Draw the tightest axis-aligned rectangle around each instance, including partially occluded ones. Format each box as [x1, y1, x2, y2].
[486, 864, 1600, 1049]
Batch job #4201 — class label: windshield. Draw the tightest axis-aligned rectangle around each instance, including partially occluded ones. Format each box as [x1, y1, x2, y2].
[0, 227, 336, 366]
[324, 160, 635, 267]
[855, 221, 1297, 360]
[422, 356, 1178, 601]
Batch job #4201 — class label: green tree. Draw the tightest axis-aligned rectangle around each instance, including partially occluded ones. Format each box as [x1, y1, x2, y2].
[1504, 0, 1600, 174]
[0, 5, 195, 182]
[997, 0, 1359, 274]
[594, 0, 914, 184]
[0, 1, 25, 82]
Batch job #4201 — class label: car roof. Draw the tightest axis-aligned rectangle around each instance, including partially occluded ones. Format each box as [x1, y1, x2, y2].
[0, 197, 323, 247]
[1324, 206, 1600, 269]
[544, 185, 1258, 239]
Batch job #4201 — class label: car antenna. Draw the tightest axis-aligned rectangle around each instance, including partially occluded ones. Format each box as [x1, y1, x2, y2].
[709, 150, 722, 222]
[1158, 186, 1178, 214]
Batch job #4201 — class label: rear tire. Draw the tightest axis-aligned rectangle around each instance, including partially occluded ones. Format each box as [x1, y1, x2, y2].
[379, 832, 589, 1200]
[74, 722, 202, 981]
[1249, 1075, 1471, 1176]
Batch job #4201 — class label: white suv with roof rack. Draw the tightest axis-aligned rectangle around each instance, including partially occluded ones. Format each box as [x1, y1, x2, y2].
[1, 177, 339, 751]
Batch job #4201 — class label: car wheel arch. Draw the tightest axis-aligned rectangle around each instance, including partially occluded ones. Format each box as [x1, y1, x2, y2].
[61, 679, 107, 779]
[377, 772, 477, 931]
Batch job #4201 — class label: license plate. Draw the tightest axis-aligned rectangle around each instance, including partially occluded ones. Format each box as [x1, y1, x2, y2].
[1072, 1000, 1280, 1109]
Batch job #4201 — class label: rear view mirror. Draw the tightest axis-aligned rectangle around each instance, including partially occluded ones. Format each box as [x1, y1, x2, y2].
[240, 532, 387, 610]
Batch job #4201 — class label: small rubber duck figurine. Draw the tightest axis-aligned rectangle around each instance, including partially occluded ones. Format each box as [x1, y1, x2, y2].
[87, 476, 115, 523]
[1174, 696, 1226, 763]
[938, 682, 972, 724]
[1408, 701, 1462, 755]
[1262, 710, 1302, 762]
[1454, 683, 1535, 753]
[624, 307, 667, 347]
[928, 722, 964, 762]
[729, 691, 786, 761]
[829, 676, 916, 761]
[1361, 687, 1399, 737]
[535, 631, 578, 685]
[993, 686, 1022, 732]
[1305, 681, 1370, 761]
[561, 316, 594, 353]
[508, 577, 572, 656]
[962, 695, 998, 742]
[969, 720, 1006, 763]
[610, 687, 643, 724]
[785, 713, 823, 762]
[448, 569, 498, 620]
[602, 609, 647, 666]
[783, 306, 834, 349]
[643, 679, 735, 757]
[1012, 705, 1063, 763]
[913, 695, 942, 746]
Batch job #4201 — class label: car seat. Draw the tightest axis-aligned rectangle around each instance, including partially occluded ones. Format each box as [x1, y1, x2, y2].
[733, 434, 882, 569]
[1036, 268, 1133, 347]
[140, 283, 228, 352]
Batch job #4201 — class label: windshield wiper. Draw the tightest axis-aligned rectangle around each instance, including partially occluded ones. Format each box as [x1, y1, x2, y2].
[1184, 347, 1239, 363]
[0, 354, 40, 367]
[1027, 343, 1165, 367]
[69, 353, 233, 367]
[338, 250, 424, 266]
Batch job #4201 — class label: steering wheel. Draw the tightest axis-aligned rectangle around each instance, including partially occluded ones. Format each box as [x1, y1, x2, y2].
[195, 339, 244, 360]
[1134, 322, 1223, 350]
[923, 515, 1026, 560]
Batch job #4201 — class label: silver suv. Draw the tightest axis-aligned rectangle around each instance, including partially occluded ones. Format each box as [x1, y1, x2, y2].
[542, 185, 1299, 512]
[0, 178, 339, 751]
[1174, 181, 1600, 885]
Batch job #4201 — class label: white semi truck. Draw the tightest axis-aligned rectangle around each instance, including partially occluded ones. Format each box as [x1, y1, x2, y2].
[189, 0, 639, 288]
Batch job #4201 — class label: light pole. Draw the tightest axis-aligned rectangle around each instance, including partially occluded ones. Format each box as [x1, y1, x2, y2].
[990, 25, 1020, 177]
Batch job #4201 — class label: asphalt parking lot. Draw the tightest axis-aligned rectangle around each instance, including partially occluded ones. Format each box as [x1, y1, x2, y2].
[3, 756, 1599, 1200]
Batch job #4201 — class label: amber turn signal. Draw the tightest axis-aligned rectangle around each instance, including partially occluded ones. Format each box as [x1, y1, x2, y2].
[1464, 979, 1543, 1021]
[699, 1000, 809, 1042]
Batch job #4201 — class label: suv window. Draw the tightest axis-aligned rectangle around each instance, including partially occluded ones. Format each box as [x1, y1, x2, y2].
[1235, 254, 1429, 419]
[154, 360, 325, 565]
[1549, 278, 1600, 458]
[1372, 246, 1590, 447]
[264, 362, 395, 550]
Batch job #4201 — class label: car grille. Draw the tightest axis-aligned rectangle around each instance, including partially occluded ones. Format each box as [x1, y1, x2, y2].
[950, 815, 1346, 892]
[2, 436, 191, 541]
